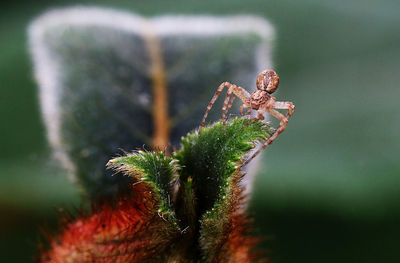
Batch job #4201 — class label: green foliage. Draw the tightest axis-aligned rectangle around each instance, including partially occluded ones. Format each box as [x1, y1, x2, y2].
[107, 118, 272, 261]
[175, 118, 272, 215]
[108, 151, 178, 215]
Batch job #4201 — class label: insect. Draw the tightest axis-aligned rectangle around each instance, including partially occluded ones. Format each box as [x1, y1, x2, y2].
[199, 69, 295, 165]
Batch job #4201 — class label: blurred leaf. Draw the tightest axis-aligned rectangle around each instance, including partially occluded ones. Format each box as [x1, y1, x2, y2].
[29, 6, 274, 199]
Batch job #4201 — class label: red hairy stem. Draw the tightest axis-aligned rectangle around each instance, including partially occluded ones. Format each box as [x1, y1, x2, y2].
[42, 182, 177, 263]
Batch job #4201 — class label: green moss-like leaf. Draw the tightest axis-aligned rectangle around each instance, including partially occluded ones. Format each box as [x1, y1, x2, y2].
[175, 117, 272, 216]
[45, 117, 273, 262]
[108, 151, 178, 216]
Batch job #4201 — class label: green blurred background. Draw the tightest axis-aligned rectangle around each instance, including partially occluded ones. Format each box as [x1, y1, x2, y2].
[1, 0, 400, 262]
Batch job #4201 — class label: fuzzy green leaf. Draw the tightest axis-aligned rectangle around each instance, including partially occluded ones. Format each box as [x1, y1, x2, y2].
[175, 117, 272, 217]
[45, 118, 273, 262]
[108, 151, 178, 217]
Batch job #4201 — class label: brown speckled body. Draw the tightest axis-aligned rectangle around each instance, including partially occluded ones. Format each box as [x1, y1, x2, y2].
[256, 70, 279, 93]
[249, 90, 270, 110]
[200, 69, 295, 165]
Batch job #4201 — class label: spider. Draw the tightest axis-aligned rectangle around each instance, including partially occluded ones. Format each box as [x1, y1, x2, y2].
[199, 69, 295, 165]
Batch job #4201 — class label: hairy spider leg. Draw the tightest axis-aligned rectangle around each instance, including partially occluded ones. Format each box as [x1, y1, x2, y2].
[243, 101, 295, 165]
[240, 109, 265, 131]
[199, 82, 232, 135]
[240, 97, 275, 131]
[222, 85, 252, 133]
[223, 85, 252, 133]
[224, 92, 237, 133]
[227, 93, 236, 112]
[221, 86, 234, 134]
[199, 82, 250, 134]
[239, 104, 252, 116]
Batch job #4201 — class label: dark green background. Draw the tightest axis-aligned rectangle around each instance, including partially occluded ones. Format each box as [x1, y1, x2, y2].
[1, 0, 399, 262]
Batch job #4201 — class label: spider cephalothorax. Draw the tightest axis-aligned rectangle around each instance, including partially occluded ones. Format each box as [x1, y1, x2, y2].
[200, 69, 295, 164]
[249, 90, 270, 111]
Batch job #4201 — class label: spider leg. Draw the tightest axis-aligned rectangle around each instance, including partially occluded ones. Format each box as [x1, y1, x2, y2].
[241, 96, 273, 130]
[274, 101, 295, 118]
[240, 104, 251, 117]
[224, 93, 236, 133]
[244, 101, 295, 165]
[222, 86, 234, 134]
[240, 109, 265, 130]
[240, 104, 246, 116]
[200, 83, 250, 135]
[232, 85, 251, 104]
[227, 93, 236, 112]
[199, 82, 233, 134]
[226, 85, 252, 132]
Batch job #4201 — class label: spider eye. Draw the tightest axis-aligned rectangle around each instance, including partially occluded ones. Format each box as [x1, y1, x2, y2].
[256, 70, 279, 93]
